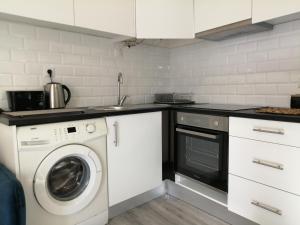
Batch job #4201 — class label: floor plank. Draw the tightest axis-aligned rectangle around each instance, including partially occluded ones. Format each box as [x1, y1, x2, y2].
[109, 196, 231, 225]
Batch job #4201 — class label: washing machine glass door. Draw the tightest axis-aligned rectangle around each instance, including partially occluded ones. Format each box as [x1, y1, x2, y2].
[47, 156, 90, 201]
[34, 144, 102, 216]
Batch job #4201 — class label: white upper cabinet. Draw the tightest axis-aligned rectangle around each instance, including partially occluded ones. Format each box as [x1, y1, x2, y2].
[194, 0, 252, 33]
[136, 0, 194, 39]
[252, 0, 300, 23]
[0, 0, 74, 25]
[74, 0, 136, 37]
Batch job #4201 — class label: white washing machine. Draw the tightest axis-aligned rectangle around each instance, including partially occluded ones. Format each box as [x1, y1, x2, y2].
[16, 118, 108, 225]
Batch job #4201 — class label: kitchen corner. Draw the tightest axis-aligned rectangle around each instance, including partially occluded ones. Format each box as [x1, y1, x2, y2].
[1, 1, 300, 225]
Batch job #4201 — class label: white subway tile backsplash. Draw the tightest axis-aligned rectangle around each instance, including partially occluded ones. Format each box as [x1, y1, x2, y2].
[0, 49, 10, 60]
[169, 20, 300, 107]
[10, 23, 36, 38]
[1, 18, 300, 109]
[37, 27, 60, 41]
[0, 21, 9, 35]
[266, 71, 289, 83]
[0, 35, 23, 49]
[13, 75, 39, 86]
[39, 52, 61, 64]
[50, 42, 72, 53]
[62, 54, 82, 65]
[0, 62, 24, 74]
[0, 74, 13, 86]
[11, 50, 38, 62]
[25, 63, 43, 75]
[25, 39, 49, 51]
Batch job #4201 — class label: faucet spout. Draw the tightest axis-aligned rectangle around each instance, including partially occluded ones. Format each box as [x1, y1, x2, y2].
[117, 72, 128, 106]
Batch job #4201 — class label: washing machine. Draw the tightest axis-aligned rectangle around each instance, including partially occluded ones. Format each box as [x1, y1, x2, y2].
[16, 118, 108, 225]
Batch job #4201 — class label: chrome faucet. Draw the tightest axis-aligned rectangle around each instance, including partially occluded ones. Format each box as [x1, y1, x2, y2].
[117, 72, 127, 106]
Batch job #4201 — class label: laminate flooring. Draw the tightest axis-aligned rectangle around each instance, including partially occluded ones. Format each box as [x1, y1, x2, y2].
[109, 196, 231, 225]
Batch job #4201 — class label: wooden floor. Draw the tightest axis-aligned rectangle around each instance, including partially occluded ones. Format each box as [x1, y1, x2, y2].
[109, 196, 231, 225]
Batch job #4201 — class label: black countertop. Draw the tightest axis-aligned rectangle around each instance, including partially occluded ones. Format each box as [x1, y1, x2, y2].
[2, 103, 300, 126]
[172, 105, 300, 123]
[0, 104, 169, 126]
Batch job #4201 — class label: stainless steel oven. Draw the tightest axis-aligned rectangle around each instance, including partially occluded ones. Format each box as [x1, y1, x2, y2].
[175, 112, 229, 192]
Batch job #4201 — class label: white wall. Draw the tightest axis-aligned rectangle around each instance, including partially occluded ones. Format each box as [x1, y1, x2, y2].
[0, 19, 170, 110]
[169, 20, 300, 107]
[1, 19, 300, 110]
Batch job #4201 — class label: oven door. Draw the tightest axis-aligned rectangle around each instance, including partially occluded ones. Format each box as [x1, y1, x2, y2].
[175, 125, 228, 192]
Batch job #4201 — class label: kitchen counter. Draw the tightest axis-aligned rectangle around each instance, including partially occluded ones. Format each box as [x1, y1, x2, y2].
[0, 104, 169, 126]
[2, 103, 300, 126]
[172, 105, 300, 123]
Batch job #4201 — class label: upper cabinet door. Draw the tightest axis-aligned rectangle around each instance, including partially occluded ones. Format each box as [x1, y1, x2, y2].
[252, 0, 300, 23]
[0, 0, 74, 25]
[74, 0, 136, 37]
[136, 0, 194, 39]
[194, 0, 252, 33]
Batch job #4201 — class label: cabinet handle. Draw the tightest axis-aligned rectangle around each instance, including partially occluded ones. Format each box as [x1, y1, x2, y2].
[113, 121, 119, 147]
[253, 127, 284, 135]
[251, 200, 282, 216]
[252, 158, 284, 170]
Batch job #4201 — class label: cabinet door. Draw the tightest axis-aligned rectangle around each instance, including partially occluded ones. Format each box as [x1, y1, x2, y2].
[252, 0, 300, 23]
[0, 0, 74, 25]
[74, 0, 135, 37]
[136, 0, 194, 39]
[194, 0, 252, 33]
[106, 112, 162, 206]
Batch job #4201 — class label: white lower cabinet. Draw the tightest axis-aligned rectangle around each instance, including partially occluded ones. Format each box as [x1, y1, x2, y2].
[229, 137, 300, 195]
[229, 117, 300, 224]
[106, 112, 162, 207]
[228, 175, 300, 225]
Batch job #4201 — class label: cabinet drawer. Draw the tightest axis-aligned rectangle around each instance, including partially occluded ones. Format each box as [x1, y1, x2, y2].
[229, 137, 300, 195]
[228, 175, 300, 225]
[229, 117, 300, 147]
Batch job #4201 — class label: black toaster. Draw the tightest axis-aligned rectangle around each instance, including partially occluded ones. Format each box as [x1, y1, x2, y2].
[6, 91, 47, 111]
[291, 95, 300, 109]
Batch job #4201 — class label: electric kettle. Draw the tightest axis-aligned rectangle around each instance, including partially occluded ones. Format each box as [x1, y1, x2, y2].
[44, 69, 71, 109]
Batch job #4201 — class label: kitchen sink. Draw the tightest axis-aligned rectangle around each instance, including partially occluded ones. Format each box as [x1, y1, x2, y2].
[90, 104, 166, 112]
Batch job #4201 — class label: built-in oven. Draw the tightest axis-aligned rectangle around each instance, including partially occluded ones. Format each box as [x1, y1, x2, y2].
[175, 112, 229, 192]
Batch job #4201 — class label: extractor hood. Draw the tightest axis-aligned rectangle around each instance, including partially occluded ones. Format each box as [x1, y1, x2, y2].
[195, 19, 273, 41]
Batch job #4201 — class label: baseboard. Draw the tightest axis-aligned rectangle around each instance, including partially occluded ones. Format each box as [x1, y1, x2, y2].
[166, 180, 257, 225]
[108, 182, 167, 219]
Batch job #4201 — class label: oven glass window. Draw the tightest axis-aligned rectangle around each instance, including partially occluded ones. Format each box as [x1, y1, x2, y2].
[185, 136, 220, 174]
[176, 127, 227, 189]
[47, 156, 90, 201]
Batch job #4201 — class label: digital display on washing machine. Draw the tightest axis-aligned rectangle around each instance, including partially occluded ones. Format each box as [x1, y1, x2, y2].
[67, 127, 76, 133]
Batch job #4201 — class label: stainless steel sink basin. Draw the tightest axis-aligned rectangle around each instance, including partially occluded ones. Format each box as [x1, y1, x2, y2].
[103, 106, 125, 110]
[90, 104, 164, 112]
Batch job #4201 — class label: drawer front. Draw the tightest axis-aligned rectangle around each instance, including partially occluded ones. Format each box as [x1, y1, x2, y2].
[228, 175, 300, 225]
[229, 117, 300, 147]
[229, 137, 300, 195]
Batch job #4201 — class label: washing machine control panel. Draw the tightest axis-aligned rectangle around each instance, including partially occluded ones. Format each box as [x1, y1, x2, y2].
[17, 118, 107, 148]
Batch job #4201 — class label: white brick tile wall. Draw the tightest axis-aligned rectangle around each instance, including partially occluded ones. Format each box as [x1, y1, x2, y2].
[0, 19, 170, 110]
[1, 18, 300, 109]
[169, 20, 300, 107]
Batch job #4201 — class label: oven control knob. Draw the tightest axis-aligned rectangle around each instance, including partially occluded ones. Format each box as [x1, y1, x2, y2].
[86, 124, 96, 133]
[213, 120, 219, 127]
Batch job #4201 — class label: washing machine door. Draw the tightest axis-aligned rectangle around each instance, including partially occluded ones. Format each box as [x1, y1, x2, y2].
[34, 144, 102, 215]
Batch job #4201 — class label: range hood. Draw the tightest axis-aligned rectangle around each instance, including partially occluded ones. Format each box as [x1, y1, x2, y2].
[196, 19, 273, 41]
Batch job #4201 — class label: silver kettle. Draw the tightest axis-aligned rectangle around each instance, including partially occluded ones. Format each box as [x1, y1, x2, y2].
[44, 69, 71, 109]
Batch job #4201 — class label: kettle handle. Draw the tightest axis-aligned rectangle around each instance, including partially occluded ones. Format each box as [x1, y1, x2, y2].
[62, 85, 71, 105]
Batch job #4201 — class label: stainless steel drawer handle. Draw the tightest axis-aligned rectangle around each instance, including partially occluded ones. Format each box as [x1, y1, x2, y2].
[113, 121, 119, 147]
[251, 200, 282, 216]
[252, 158, 284, 170]
[176, 128, 217, 140]
[253, 127, 284, 135]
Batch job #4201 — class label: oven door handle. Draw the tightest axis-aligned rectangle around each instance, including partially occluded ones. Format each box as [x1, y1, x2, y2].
[176, 128, 218, 140]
